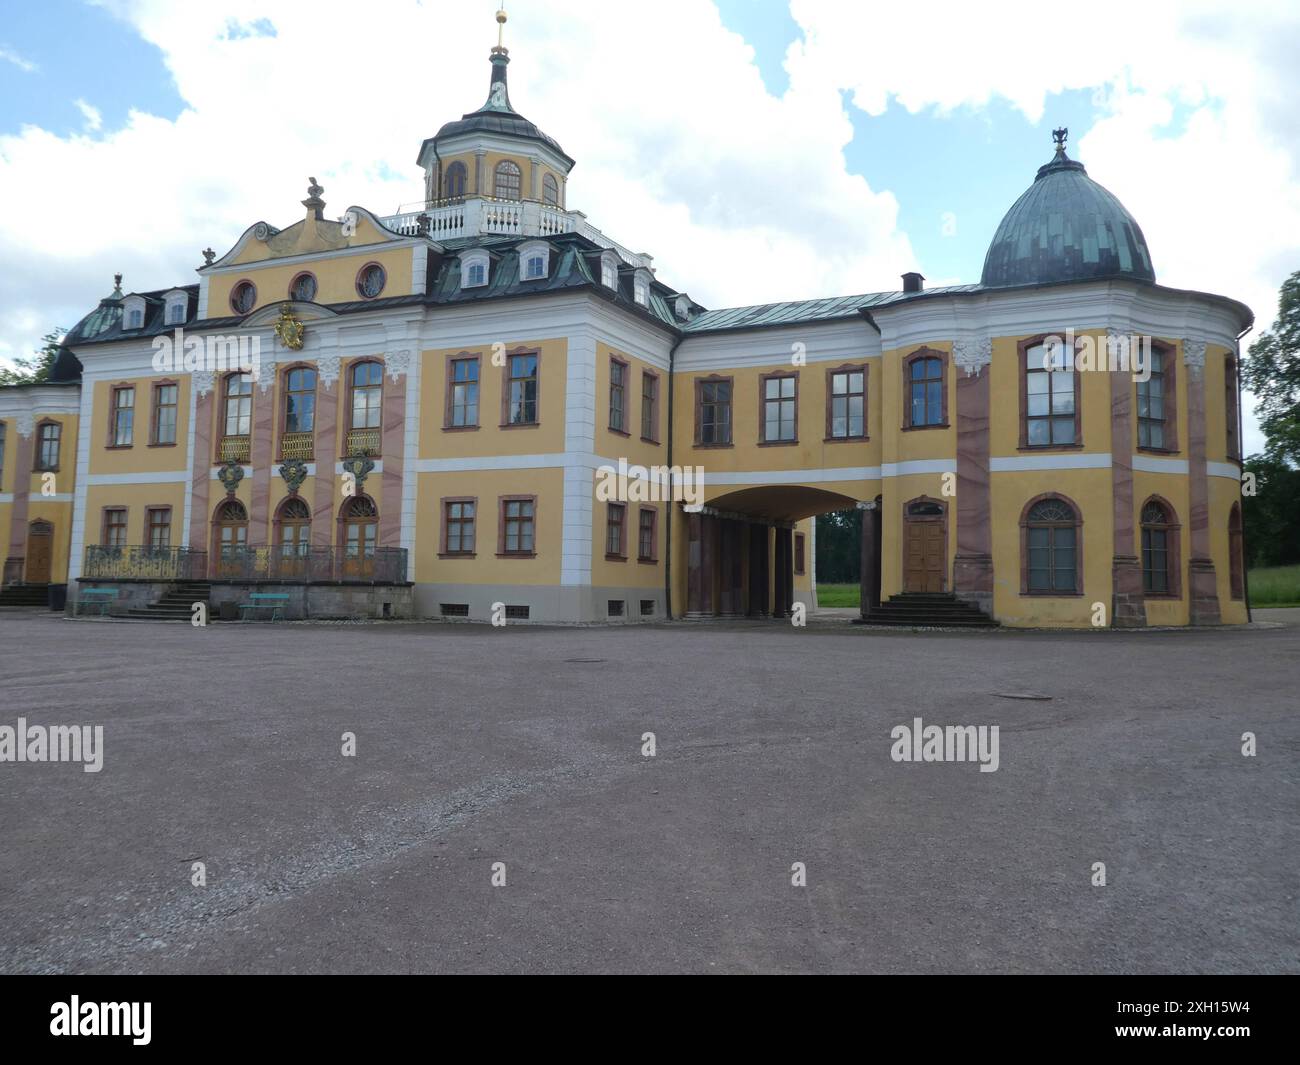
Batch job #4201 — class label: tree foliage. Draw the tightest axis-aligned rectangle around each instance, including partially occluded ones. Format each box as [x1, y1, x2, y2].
[814, 508, 860, 583]
[1243, 270, 1300, 465]
[0, 329, 66, 386]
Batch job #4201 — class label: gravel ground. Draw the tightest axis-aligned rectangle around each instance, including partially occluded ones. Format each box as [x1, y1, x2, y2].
[0, 609, 1296, 974]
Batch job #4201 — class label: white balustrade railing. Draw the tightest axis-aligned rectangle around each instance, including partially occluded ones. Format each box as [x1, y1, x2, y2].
[379, 198, 651, 270]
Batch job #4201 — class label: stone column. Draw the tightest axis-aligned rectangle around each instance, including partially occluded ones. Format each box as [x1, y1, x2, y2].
[188, 374, 215, 554]
[720, 518, 743, 615]
[857, 500, 881, 617]
[379, 353, 409, 549]
[1184, 339, 1221, 625]
[951, 337, 994, 615]
[773, 527, 792, 617]
[312, 356, 340, 548]
[748, 523, 769, 616]
[4, 423, 34, 582]
[1108, 331, 1145, 627]
[686, 510, 706, 616]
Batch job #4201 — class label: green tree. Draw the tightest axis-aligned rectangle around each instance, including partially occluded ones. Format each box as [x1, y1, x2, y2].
[814, 508, 860, 583]
[1242, 455, 1300, 567]
[0, 328, 66, 386]
[1242, 270, 1300, 464]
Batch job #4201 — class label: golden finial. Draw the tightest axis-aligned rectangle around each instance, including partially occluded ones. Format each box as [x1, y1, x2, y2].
[496, 5, 507, 50]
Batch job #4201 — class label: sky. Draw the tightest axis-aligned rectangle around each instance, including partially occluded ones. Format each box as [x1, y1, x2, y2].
[1, 0, 1297, 456]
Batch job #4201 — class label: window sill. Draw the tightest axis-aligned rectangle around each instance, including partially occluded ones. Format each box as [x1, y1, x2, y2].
[442, 424, 481, 432]
[1017, 443, 1084, 452]
[438, 552, 477, 560]
[496, 551, 537, 559]
[640, 436, 661, 446]
[1136, 446, 1181, 457]
[1019, 591, 1085, 598]
[499, 422, 540, 431]
[147, 442, 178, 449]
[105, 444, 134, 451]
[824, 434, 869, 443]
[692, 441, 733, 449]
[637, 556, 658, 565]
[901, 423, 949, 432]
[605, 553, 627, 562]
[608, 426, 630, 438]
[758, 439, 798, 448]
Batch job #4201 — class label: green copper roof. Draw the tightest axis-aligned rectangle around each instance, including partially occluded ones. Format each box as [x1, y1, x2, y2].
[981, 140, 1155, 289]
[681, 286, 981, 333]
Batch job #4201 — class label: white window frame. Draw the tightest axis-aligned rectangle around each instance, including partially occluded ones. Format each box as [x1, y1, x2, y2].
[518, 241, 550, 282]
[163, 289, 188, 325]
[461, 250, 491, 289]
[633, 268, 652, 307]
[600, 251, 620, 290]
[122, 296, 146, 331]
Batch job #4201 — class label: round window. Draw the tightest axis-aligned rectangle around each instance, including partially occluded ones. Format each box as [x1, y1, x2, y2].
[356, 263, 386, 299]
[230, 281, 256, 315]
[290, 272, 317, 302]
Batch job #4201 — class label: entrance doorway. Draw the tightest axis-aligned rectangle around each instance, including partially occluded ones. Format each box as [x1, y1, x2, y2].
[26, 521, 53, 584]
[903, 498, 946, 593]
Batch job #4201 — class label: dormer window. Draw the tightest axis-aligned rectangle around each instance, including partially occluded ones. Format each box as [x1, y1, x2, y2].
[461, 250, 491, 289]
[167, 303, 185, 324]
[518, 241, 550, 282]
[164, 289, 188, 325]
[633, 269, 652, 307]
[600, 251, 619, 290]
[122, 295, 146, 330]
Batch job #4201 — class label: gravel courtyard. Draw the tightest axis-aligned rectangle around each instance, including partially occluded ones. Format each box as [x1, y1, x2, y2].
[1, 610, 1296, 974]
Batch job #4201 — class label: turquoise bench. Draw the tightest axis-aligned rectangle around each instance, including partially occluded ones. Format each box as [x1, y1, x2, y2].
[239, 592, 290, 622]
[78, 588, 119, 616]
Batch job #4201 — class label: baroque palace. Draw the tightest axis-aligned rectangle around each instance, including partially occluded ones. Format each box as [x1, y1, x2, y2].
[0, 15, 1252, 627]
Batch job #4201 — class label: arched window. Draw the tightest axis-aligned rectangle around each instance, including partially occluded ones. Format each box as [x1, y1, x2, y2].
[1228, 503, 1244, 600]
[282, 366, 316, 458]
[1140, 498, 1180, 596]
[445, 161, 467, 200]
[347, 361, 383, 456]
[904, 350, 946, 428]
[339, 496, 379, 577]
[276, 496, 312, 561]
[543, 173, 559, 206]
[213, 499, 249, 577]
[494, 160, 522, 200]
[1022, 496, 1080, 595]
[220, 372, 252, 462]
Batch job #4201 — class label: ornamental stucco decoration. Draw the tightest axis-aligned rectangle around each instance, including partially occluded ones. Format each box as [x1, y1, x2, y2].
[1182, 339, 1207, 380]
[278, 459, 308, 495]
[217, 459, 245, 496]
[385, 349, 412, 382]
[341, 453, 375, 489]
[315, 354, 341, 391]
[952, 336, 992, 377]
[193, 370, 215, 398]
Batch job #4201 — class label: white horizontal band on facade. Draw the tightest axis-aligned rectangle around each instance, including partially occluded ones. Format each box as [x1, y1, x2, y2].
[0, 493, 12, 504]
[990, 453, 1112, 472]
[1207, 461, 1244, 480]
[881, 459, 957, 477]
[86, 470, 190, 486]
[1132, 454, 1190, 475]
[701, 466, 882, 487]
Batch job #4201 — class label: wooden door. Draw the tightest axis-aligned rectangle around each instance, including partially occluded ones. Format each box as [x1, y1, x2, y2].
[903, 517, 945, 592]
[26, 522, 53, 584]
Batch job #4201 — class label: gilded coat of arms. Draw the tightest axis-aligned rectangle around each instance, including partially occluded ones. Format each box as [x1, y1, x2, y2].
[274, 304, 305, 350]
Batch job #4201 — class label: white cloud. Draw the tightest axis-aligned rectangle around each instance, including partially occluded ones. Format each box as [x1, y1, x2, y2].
[73, 99, 103, 132]
[1, 0, 1297, 457]
[0, 45, 38, 73]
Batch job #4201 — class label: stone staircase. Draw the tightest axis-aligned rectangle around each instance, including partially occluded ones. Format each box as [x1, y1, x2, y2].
[0, 583, 49, 608]
[123, 581, 212, 622]
[858, 592, 999, 629]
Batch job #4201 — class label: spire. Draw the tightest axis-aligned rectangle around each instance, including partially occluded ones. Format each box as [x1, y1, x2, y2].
[1035, 124, 1086, 181]
[480, 5, 513, 113]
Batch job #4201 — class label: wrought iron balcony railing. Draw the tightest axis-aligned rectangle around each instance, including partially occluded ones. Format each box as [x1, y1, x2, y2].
[279, 431, 314, 461]
[83, 546, 209, 580]
[83, 545, 408, 583]
[218, 435, 251, 463]
[345, 428, 381, 457]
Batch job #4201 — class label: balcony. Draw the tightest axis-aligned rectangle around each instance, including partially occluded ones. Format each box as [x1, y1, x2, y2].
[280, 432, 314, 461]
[381, 196, 652, 271]
[345, 428, 381, 458]
[83, 546, 209, 581]
[218, 435, 250, 463]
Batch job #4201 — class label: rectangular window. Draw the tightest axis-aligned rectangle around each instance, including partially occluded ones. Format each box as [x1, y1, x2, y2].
[638, 507, 656, 562]
[102, 508, 128, 548]
[443, 499, 476, 555]
[1141, 527, 1168, 594]
[1024, 342, 1076, 446]
[146, 507, 172, 549]
[500, 497, 535, 555]
[111, 386, 134, 447]
[641, 371, 659, 441]
[608, 599, 626, 617]
[447, 357, 480, 428]
[828, 367, 866, 439]
[794, 532, 806, 575]
[506, 353, 538, 426]
[1137, 349, 1165, 449]
[609, 358, 627, 433]
[36, 422, 61, 470]
[153, 383, 178, 445]
[606, 502, 626, 559]
[762, 374, 798, 443]
[1225, 358, 1239, 460]
[1027, 527, 1078, 593]
[696, 378, 732, 445]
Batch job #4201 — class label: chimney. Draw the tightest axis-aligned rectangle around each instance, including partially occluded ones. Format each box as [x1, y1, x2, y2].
[902, 271, 925, 294]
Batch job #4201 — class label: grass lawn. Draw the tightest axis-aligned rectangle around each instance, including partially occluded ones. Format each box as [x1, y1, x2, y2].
[1248, 563, 1300, 608]
[817, 582, 860, 608]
